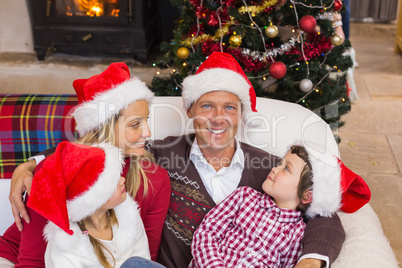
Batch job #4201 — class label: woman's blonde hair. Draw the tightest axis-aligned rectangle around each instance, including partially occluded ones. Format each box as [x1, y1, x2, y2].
[77, 210, 118, 268]
[76, 114, 154, 198]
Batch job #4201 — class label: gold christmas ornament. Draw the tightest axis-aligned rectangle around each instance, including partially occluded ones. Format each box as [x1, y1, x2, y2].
[331, 33, 344, 46]
[177, 47, 190, 60]
[265, 25, 279, 38]
[229, 34, 242, 47]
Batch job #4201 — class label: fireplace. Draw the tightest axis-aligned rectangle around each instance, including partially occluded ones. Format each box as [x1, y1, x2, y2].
[28, 0, 160, 63]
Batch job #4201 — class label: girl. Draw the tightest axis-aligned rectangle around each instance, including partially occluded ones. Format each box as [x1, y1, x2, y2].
[0, 63, 170, 267]
[28, 141, 154, 267]
[190, 144, 343, 267]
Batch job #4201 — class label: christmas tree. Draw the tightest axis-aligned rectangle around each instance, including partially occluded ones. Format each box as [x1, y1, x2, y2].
[151, 0, 352, 142]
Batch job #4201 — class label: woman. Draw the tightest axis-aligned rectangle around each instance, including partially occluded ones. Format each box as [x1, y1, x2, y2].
[0, 62, 171, 267]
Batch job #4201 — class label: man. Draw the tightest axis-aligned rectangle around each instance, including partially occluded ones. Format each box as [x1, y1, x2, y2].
[149, 52, 344, 267]
[9, 52, 345, 267]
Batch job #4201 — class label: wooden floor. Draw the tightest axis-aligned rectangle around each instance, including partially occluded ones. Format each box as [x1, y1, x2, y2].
[338, 22, 402, 266]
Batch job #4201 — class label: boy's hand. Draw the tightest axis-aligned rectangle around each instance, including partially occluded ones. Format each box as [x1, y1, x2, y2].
[295, 258, 324, 268]
[9, 160, 36, 231]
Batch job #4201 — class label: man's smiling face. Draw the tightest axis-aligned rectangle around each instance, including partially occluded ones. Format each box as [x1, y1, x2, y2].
[187, 91, 242, 152]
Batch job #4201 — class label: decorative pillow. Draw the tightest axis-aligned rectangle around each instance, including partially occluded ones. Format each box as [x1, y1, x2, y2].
[0, 94, 78, 178]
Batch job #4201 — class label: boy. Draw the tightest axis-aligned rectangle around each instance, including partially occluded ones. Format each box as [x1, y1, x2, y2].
[190, 144, 342, 267]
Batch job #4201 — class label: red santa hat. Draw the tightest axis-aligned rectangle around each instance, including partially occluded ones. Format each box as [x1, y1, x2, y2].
[72, 62, 154, 136]
[27, 141, 125, 235]
[302, 142, 371, 218]
[182, 52, 259, 126]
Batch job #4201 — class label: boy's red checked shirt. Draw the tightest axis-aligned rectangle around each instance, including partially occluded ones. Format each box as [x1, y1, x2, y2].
[190, 186, 305, 268]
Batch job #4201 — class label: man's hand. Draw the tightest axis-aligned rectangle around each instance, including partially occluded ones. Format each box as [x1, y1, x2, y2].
[295, 258, 324, 268]
[9, 159, 36, 231]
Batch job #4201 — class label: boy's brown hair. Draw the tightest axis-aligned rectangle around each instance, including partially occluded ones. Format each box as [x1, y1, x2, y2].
[290, 145, 313, 214]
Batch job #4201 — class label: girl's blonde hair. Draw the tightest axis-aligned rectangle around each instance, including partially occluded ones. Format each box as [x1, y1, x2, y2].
[75, 113, 155, 267]
[76, 114, 154, 198]
[77, 210, 118, 268]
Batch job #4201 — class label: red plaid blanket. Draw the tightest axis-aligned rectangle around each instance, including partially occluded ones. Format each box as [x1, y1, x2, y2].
[0, 94, 78, 178]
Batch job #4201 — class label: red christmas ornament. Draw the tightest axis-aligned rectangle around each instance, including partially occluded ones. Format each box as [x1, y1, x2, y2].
[299, 15, 317, 33]
[333, 0, 343, 11]
[208, 14, 218, 26]
[269, 61, 287, 79]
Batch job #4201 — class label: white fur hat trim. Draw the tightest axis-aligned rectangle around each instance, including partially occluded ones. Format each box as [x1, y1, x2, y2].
[303, 141, 342, 218]
[182, 68, 252, 114]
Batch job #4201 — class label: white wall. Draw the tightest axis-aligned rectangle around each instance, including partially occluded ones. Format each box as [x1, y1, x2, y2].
[0, 1, 34, 53]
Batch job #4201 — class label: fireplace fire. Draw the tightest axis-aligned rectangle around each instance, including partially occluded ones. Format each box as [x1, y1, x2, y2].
[28, 0, 160, 63]
[56, 0, 120, 17]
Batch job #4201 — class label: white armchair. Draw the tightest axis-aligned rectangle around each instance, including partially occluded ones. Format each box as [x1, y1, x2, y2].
[0, 96, 398, 267]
